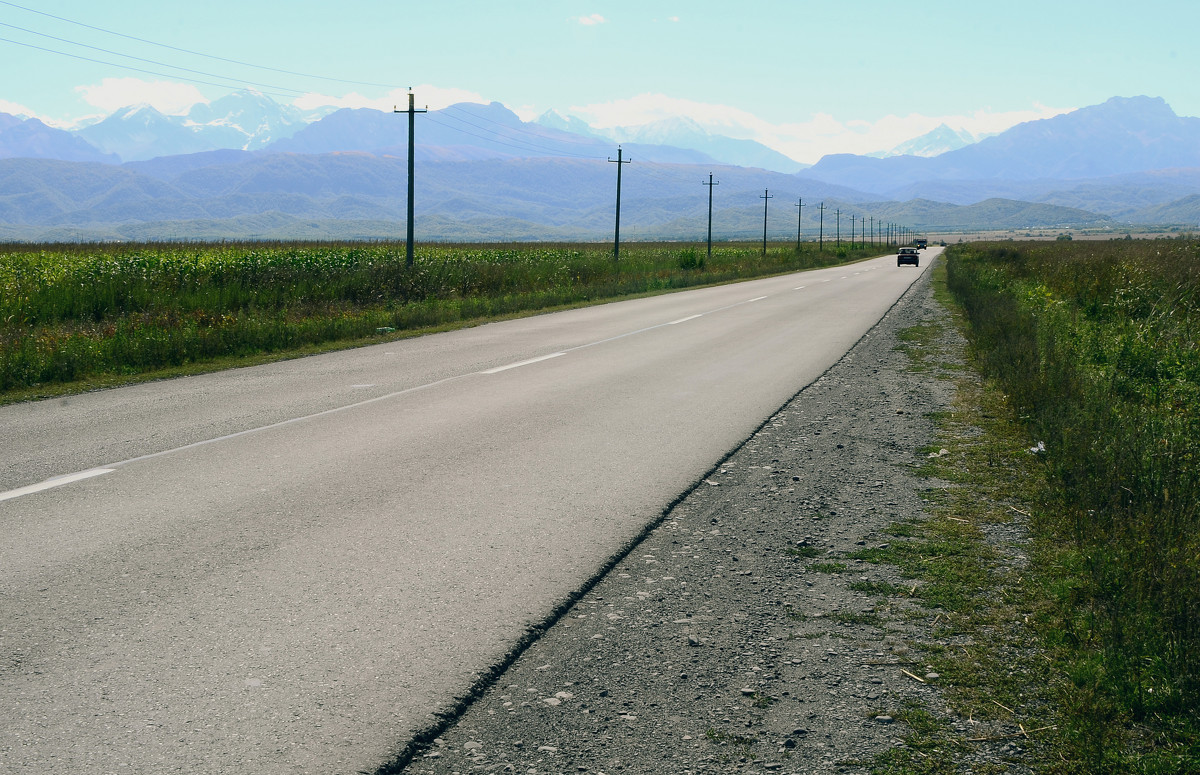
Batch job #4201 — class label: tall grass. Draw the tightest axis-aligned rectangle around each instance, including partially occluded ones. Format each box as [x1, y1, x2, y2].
[1, 240, 871, 392]
[946, 239, 1200, 769]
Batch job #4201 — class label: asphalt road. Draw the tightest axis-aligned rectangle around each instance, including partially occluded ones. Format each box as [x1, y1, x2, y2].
[0, 250, 936, 774]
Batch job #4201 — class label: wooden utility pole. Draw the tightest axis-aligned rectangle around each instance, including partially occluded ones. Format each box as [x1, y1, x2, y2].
[795, 199, 805, 250]
[394, 91, 427, 268]
[760, 189, 773, 257]
[818, 202, 826, 251]
[704, 173, 719, 263]
[608, 146, 631, 260]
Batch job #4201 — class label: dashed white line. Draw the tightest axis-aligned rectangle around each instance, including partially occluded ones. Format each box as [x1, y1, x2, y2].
[3, 280, 813, 503]
[0, 468, 114, 503]
[481, 353, 566, 374]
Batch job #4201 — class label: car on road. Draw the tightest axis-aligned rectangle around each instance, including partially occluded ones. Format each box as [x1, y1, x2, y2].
[897, 247, 920, 267]
[914, 238, 928, 250]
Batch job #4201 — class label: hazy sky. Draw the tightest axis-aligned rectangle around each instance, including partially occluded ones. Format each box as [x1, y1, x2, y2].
[1, 0, 1195, 162]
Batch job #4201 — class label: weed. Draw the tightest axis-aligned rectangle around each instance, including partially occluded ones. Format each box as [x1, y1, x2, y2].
[848, 580, 903, 595]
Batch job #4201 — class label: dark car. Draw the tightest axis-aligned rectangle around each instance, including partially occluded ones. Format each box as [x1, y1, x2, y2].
[897, 247, 920, 267]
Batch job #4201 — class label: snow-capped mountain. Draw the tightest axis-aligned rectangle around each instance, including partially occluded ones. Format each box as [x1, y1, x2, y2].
[535, 109, 603, 139]
[76, 104, 213, 161]
[184, 90, 310, 150]
[880, 124, 978, 158]
[73, 90, 312, 162]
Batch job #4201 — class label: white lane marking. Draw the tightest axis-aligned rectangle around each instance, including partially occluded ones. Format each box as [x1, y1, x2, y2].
[481, 352, 565, 374]
[5, 275, 816, 501]
[351, 384, 376, 388]
[793, 285, 806, 290]
[110, 374, 475, 471]
[0, 468, 114, 503]
[668, 314, 702, 325]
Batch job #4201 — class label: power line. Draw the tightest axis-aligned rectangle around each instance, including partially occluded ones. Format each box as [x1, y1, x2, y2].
[0, 35, 298, 98]
[0, 0, 401, 90]
[0, 21, 307, 96]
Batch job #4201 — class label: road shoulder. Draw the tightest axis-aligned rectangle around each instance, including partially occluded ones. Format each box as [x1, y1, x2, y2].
[385, 261, 1014, 775]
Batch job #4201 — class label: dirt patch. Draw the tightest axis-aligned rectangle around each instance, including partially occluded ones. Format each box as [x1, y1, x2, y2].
[387, 266, 990, 774]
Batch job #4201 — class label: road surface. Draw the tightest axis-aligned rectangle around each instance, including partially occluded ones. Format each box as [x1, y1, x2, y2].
[0, 250, 936, 774]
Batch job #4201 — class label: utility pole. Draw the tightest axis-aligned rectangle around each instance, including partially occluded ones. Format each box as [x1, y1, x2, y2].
[818, 202, 826, 251]
[794, 198, 805, 250]
[870, 216, 875, 247]
[395, 91, 427, 268]
[704, 173, 719, 263]
[608, 146, 631, 261]
[850, 214, 857, 248]
[760, 189, 773, 257]
[836, 209, 841, 247]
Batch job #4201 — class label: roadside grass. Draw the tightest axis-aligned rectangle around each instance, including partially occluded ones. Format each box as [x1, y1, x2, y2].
[948, 240, 1200, 773]
[867, 263, 1060, 774]
[870, 245, 1200, 774]
[0, 240, 882, 402]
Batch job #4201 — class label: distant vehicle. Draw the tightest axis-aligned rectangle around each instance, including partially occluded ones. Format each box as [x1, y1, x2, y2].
[914, 238, 928, 250]
[897, 247, 920, 267]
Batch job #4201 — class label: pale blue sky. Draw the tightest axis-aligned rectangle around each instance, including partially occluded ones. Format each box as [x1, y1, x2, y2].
[1, 0, 1195, 161]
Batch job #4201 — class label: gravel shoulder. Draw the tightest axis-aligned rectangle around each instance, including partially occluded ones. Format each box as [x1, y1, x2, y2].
[385, 263, 974, 774]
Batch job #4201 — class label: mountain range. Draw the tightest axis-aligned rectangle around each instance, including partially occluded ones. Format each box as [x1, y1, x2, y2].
[1, 94, 1199, 240]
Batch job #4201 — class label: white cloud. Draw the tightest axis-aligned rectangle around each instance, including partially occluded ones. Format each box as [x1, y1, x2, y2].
[292, 84, 487, 113]
[568, 93, 1074, 163]
[74, 78, 206, 116]
[578, 13, 606, 25]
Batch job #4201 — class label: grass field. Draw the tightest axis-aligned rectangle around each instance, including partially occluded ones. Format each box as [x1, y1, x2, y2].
[0, 239, 884, 399]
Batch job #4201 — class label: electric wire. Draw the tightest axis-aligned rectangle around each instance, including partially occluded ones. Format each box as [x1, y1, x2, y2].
[0, 21, 307, 96]
[0, 35, 298, 98]
[0, 0, 402, 90]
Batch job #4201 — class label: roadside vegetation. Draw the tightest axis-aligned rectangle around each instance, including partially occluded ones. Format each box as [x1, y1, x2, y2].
[1, 239, 880, 401]
[947, 239, 1199, 772]
[870, 241, 1199, 773]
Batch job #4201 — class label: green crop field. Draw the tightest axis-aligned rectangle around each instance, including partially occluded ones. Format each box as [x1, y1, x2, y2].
[946, 239, 1200, 771]
[0, 239, 881, 398]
